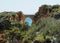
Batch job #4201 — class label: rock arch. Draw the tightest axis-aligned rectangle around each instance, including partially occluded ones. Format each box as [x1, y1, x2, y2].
[25, 17, 32, 26]
[24, 15, 34, 24]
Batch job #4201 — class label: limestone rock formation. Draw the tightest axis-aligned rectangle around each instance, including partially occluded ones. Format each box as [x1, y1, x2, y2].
[10, 11, 25, 24]
[15, 11, 25, 24]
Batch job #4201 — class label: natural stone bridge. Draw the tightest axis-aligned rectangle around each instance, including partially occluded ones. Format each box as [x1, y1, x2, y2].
[24, 15, 34, 23]
[10, 13, 35, 24]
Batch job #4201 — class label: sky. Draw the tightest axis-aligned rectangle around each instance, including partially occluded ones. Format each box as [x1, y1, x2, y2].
[25, 17, 32, 26]
[0, 0, 60, 14]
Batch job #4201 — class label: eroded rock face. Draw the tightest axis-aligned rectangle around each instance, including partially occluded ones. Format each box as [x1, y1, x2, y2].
[10, 5, 51, 24]
[33, 5, 51, 22]
[10, 11, 25, 24]
[15, 11, 25, 22]
[38, 6, 50, 18]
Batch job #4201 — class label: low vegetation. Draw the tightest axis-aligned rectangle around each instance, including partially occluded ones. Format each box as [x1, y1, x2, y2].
[0, 5, 60, 43]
